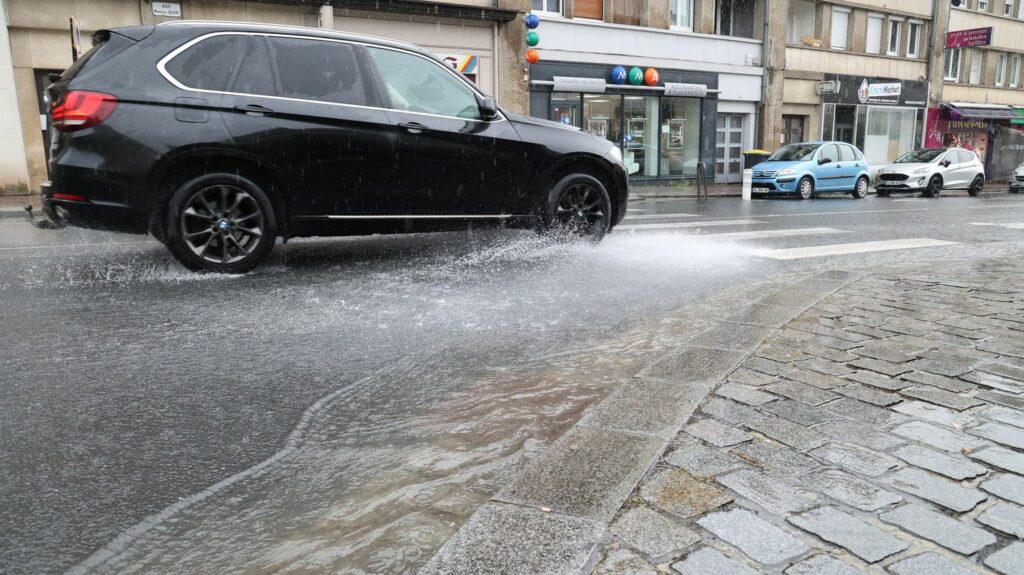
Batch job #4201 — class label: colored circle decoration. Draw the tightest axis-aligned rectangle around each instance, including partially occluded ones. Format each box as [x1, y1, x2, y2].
[526, 31, 540, 47]
[525, 13, 540, 29]
[644, 67, 660, 86]
[526, 49, 541, 64]
[628, 66, 643, 86]
[610, 66, 627, 85]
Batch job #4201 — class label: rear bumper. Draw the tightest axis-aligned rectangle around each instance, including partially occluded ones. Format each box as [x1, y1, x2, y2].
[42, 183, 149, 234]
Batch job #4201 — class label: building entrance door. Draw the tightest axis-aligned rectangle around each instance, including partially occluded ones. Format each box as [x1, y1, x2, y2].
[782, 115, 805, 145]
[715, 113, 744, 183]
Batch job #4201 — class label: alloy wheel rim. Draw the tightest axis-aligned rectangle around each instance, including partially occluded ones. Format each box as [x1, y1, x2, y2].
[180, 185, 264, 264]
[857, 179, 867, 196]
[554, 183, 606, 235]
[800, 180, 812, 198]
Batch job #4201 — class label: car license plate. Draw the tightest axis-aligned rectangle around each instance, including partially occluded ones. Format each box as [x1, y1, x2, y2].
[753, 187, 769, 192]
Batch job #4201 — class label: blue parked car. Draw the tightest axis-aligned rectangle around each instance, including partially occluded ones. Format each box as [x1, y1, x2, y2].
[750, 141, 871, 200]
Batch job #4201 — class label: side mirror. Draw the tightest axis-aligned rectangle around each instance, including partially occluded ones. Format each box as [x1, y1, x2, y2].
[818, 157, 831, 165]
[941, 159, 951, 167]
[478, 96, 498, 120]
[47, 72, 62, 84]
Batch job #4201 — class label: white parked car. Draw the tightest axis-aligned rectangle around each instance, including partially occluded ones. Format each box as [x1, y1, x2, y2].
[1010, 163, 1024, 193]
[875, 148, 985, 198]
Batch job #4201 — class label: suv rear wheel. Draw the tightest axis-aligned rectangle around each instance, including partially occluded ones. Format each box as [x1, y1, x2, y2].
[542, 173, 611, 242]
[164, 174, 277, 273]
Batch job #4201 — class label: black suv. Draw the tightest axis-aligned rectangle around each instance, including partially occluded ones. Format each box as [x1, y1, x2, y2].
[45, 21, 629, 272]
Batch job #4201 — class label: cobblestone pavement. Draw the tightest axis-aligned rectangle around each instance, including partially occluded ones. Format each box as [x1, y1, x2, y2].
[588, 257, 1024, 574]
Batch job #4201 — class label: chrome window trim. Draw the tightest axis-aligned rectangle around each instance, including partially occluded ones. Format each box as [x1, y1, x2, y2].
[156, 31, 505, 124]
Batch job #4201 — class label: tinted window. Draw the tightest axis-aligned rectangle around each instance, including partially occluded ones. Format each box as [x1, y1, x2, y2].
[820, 144, 839, 162]
[896, 148, 945, 163]
[265, 37, 369, 106]
[957, 150, 976, 163]
[165, 35, 248, 91]
[767, 143, 820, 161]
[232, 37, 275, 96]
[839, 144, 857, 161]
[366, 47, 482, 120]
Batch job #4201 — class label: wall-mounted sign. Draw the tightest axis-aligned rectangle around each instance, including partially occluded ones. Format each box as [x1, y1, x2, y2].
[152, 2, 182, 17]
[857, 79, 901, 104]
[664, 82, 708, 98]
[552, 76, 606, 93]
[946, 27, 992, 49]
[815, 80, 840, 95]
[822, 73, 926, 107]
[440, 54, 479, 75]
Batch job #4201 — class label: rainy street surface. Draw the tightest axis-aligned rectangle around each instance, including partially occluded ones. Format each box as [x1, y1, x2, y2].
[3, 191, 1024, 574]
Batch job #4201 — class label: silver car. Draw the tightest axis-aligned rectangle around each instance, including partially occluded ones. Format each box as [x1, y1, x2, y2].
[1009, 163, 1024, 193]
[875, 148, 985, 198]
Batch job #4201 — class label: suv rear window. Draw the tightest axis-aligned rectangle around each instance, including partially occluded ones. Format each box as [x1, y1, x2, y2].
[164, 35, 248, 91]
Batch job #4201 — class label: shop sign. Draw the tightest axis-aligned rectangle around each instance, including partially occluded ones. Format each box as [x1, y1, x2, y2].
[439, 54, 479, 75]
[664, 83, 708, 98]
[947, 120, 989, 132]
[946, 27, 992, 49]
[152, 2, 182, 17]
[857, 80, 900, 103]
[553, 76, 606, 93]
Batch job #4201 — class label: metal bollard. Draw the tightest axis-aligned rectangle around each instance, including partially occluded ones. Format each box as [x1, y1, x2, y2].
[742, 169, 752, 201]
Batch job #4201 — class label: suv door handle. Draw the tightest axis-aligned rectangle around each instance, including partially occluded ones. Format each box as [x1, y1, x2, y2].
[235, 104, 274, 117]
[398, 122, 429, 134]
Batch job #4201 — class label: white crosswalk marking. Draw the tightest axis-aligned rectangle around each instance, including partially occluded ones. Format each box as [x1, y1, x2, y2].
[751, 238, 959, 260]
[690, 227, 846, 241]
[621, 213, 700, 220]
[971, 222, 1024, 229]
[617, 219, 763, 231]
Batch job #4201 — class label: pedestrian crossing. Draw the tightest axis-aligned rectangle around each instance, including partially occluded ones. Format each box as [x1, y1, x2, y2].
[750, 238, 959, 260]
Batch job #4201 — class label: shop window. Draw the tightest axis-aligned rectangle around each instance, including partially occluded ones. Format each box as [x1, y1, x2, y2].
[866, 15, 883, 54]
[671, 0, 694, 30]
[907, 21, 922, 59]
[623, 96, 659, 177]
[970, 49, 982, 84]
[831, 8, 850, 50]
[1012, 55, 1021, 88]
[944, 48, 962, 81]
[574, 0, 602, 20]
[583, 94, 622, 156]
[661, 98, 701, 178]
[550, 93, 580, 128]
[887, 18, 903, 57]
[834, 105, 857, 144]
[822, 104, 836, 141]
[718, 0, 756, 39]
[531, 0, 561, 15]
[788, 0, 816, 45]
[996, 53, 1007, 87]
[864, 108, 916, 164]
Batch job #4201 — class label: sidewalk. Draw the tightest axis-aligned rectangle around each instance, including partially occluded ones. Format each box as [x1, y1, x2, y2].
[629, 182, 1014, 200]
[422, 253, 1024, 574]
[0, 194, 39, 219]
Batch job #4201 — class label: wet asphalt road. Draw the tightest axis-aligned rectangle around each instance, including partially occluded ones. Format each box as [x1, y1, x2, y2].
[2, 191, 1024, 574]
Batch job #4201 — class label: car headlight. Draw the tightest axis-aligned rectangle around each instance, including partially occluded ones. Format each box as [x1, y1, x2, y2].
[776, 168, 796, 177]
[606, 144, 623, 163]
[911, 167, 930, 175]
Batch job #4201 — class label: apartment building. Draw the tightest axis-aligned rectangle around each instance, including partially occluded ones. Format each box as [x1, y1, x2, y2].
[938, 0, 1024, 180]
[525, 0, 765, 183]
[0, 0, 526, 196]
[762, 0, 933, 165]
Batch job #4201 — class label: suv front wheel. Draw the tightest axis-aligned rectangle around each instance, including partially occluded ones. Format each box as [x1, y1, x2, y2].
[164, 174, 277, 273]
[542, 173, 612, 242]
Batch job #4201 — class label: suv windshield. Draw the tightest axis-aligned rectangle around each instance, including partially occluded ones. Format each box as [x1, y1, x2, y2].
[895, 149, 945, 163]
[768, 143, 821, 161]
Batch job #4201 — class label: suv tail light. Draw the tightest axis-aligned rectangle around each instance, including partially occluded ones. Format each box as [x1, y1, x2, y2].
[51, 91, 117, 132]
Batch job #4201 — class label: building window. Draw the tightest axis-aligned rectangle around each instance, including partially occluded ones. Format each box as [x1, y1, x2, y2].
[997, 53, 1007, 86]
[866, 14, 883, 54]
[1006, 0, 1015, 15]
[1019, 0, 1024, 18]
[907, 21, 921, 59]
[718, 0, 756, 38]
[1012, 55, 1021, 87]
[970, 49, 983, 84]
[788, 0, 816, 45]
[671, 0, 693, 29]
[979, 0, 989, 11]
[887, 18, 903, 57]
[531, 0, 561, 14]
[944, 48, 962, 81]
[831, 7, 850, 50]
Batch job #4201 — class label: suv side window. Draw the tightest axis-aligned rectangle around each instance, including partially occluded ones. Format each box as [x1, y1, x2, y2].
[839, 144, 857, 162]
[231, 36, 275, 96]
[365, 47, 482, 120]
[264, 36, 370, 106]
[165, 34, 249, 91]
[958, 150, 976, 163]
[820, 144, 839, 163]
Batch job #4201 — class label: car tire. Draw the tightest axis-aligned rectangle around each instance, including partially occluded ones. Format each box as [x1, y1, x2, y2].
[968, 175, 984, 197]
[924, 176, 942, 198]
[796, 176, 814, 200]
[542, 173, 612, 242]
[851, 176, 869, 199]
[164, 173, 277, 273]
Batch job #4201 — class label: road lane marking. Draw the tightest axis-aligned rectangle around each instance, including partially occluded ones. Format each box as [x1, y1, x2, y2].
[618, 219, 763, 231]
[621, 212, 700, 220]
[0, 240, 158, 251]
[755, 203, 1024, 218]
[693, 227, 846, 241]
[971, 222, 1024, 229]
[751, 238, 959, 260]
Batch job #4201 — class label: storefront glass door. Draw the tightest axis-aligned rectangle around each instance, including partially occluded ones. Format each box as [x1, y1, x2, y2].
[864, 107, 916, 165]
[715, 113, 744, 183]
[661, 97, 701, 178]
[623, 96, 659, 177]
